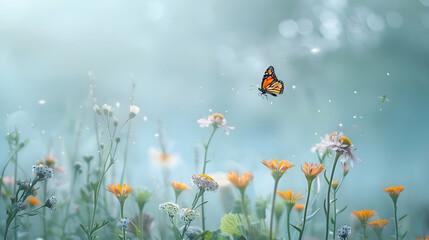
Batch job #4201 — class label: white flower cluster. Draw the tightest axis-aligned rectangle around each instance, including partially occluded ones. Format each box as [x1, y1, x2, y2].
[179, 208, 200, 224]
[32, 164, 54, 180]
[45, 196, 57, 212]
[312, 132, 360, 166]
[159, 202, 179, 217]
[338, 224, 351, 240]
[102, 104, 113, 116]
[119, 218, 131, 229]
[191, 175, 219, 192]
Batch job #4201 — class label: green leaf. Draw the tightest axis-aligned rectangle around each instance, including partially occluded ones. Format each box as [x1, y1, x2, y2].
[90, 182, 98, 193]
[401, 230, 408, 239]
[330, 199, 337, 204]
[79, 224, 89, 236]
[336, 205, 347, 216]
[331, 218, 335, 224]
[220, 213, 243, 236]
[323, 171, 329, 184]
[398, 214, 408, 222]
[323, 199, 327, 217]
[130, 221, 141, 238]
[289, 223, 302, 233]
[172, 225, 182, 240]
[305, 208, 320, 222]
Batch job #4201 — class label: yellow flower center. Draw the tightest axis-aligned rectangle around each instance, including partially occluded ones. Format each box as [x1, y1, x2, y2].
[212, 113, 224, 120]
[339, 136, 352, 146]
[160, 153, 169, 162]
[199, 174, 214, 181]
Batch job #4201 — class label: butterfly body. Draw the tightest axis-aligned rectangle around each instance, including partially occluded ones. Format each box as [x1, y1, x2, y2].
[258, 66, 284, 97]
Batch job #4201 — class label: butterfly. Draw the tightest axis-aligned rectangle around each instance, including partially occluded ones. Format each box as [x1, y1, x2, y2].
[258, 66, 284, 97]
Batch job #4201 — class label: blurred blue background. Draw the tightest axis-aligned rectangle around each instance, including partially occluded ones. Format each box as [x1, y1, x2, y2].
[1, 0, 429, 237]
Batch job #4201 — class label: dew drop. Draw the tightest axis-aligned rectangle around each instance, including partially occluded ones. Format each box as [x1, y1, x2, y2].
[353, 115, 357, 119]
[225, 110, 228, 113]
[317, 109, 321, 113]
[360, 115, 363, 119]
[154, 133, 159, 137]
[209, 109, 213, 112]
[143, 116, 148, 122]
[270, 101, 273, 105]
[58, 136, 62, 140]
[38, 99, 46, 105]
[292, 85, 296, 89]
[339, 123, 343, 127]
[116, 102, 120, 107]
[314, 132, 318, 135]
[6, 132, 10, 136]
[328, 99, 332, 103]
[18, 106, 22, 109]
[200, 85, 203, 89]
[132, 141, 136, 144]
[379, 108, 382, 111]
[42, 130, 45, 134]
[353, 91, 358, 94]
[387, 72, 390, 76]
[86, 127, 90, 130]
[61, 151, 65, 155]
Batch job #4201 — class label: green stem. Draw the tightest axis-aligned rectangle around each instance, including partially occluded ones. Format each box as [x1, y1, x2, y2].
[138, 206, 144, 240]
[120, 122, 132, 183]
[363, 225, 367, 240]
[394, 201, 398, 240]
[13, 152, 18, 240]
[324, 152, 342, 240]
[201, 127, 217, 231]
[240, 189, 253, 238]
[120, 200, 126, 240]
[286, 205, 292, 240]
[333, 191, 337, 240]
[43, 181, 47, 239]
[298, 180, 313, 240]
[269, 178, 280, 240]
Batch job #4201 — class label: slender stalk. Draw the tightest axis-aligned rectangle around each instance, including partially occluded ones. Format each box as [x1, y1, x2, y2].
[268, 178, 280, 240]
[13, 152, 18, 240]
[362, 225, 367, 240]
[333, 191, 337, 240]
[394, 202, 398, 240]
[43, 181, 47, 239]
[120, 201, 126, 240]
[298, 180, 313, 240]
[138, 206, 144, 240]
[201, 127, 217, 231]
[286, 205, 292, 240]
[324, 152, 342, 240]
[240, 189, 253, 238]
[120, 123, 131, 183]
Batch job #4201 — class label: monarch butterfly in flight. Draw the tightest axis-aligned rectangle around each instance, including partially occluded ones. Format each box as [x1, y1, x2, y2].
[258, 66, 284, 97]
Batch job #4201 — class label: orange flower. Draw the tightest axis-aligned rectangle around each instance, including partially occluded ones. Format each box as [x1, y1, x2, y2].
[27, 197, 42, 206]
[366, 219, 389, 229]
[107, 184, 134, 202]
[293, 204, 305, 212]
[170, 181, 191, 192]
[277, 190, 304, 207]
[262, 159, 294, 179]
[416, 234, 429, 240]
[383, 186, 404, 204]
[332, 179, 339, 190]
[301, 162, 324, 182]
[352, 209, 376, 224]
[227, 171, 253, 191]
[45, 156, 56, 167]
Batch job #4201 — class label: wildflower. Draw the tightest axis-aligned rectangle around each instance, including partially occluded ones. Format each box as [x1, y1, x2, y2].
[293, 204, 305, 212]
[107, 184, 134, 202]
[301, 162, 324, 182]
[383, 186, 404, 204]
[311, 133, 330, 153]
[277, 190, 304, 207]
[226, 171, 253, 191]
[197, 113, 235, 135]
[416, 234, 429, 240]
[44, 196, 57, 212]
[352, 209, 376, 225]
[338, 225, 351, 240]
[27, 197, 42, 206]
[17, 180, 30, 191]
[102, 104, 113, 116]
[171, 181, 191, 192]
[367, 218, 389, 229]
[1, 176, 15, 187]
[316, 131, 359, 166]
[93, 104, 101, 115]
[180, 208, 200, 224]
[159, 202, 179, 217]
[191, 174, 219, 192]
[129, 105, 140, 119]
[113, 117, 119, 127]
[149, 148, 180, 169]
[262, 159, 294, 180]
[119, 218, 131, 229]
[332, 179, 339, 191]
[32, 163, 54, 180]
[342, 162, 350, 176]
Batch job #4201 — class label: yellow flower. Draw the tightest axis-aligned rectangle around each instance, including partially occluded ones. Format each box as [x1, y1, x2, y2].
[226, 171, 253, 191]
[383, 186, 404, 204]
[416, 234, 429, 240]
[170, 181, 191, 192]
[293, 204, 305, 212]
[366, 219, 390, 229]
[27, 197, 42, 206]
[301, 162, 324, 182]
[262, 159, 294, 179]
[107, 184, 134, 202]
[352, 209, 376, 225]
[45, 156, 56, 168]
[276, 190, 304, 207]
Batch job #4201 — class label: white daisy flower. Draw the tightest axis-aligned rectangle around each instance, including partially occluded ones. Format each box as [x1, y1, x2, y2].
[316, 132, 360, 166]
[129, 105, 140, 119]
[191, 174, 219, 192]
[197, 113, 234, 135]
[180, 208, 200, 224]
[149, 148, 180, 169]
[93, 104, 101, 115]
[159, 202, 179, 217]
[102, 104, 113, 116]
